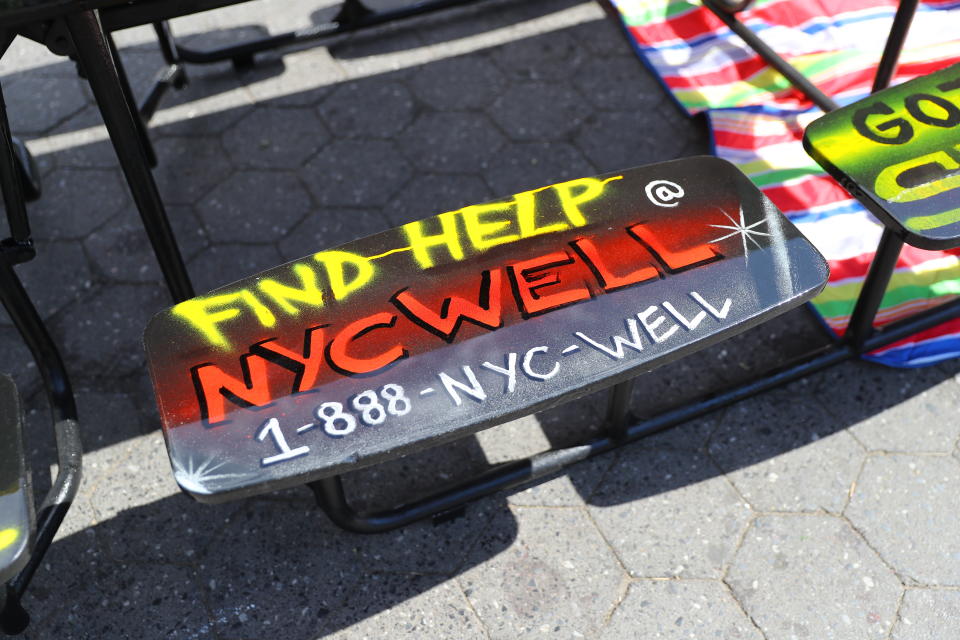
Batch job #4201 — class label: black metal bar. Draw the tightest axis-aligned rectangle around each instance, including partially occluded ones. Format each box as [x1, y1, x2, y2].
[138, 22, 188, 123]
[174, 0, 487, 66]
[312, 276, 960, 535]
[0, 83, 31, 248]
[844, 229, 905, 352]
[105, 31, 157, 168]
[701, 0, 839, 112]
[312, 342, 852, 534]
[153, 21, 179, 65]
[604, 378, 634, 440]
[871, 0, 919, 93]
[0, 258, 81, 612]
[65, 10, 194, 303]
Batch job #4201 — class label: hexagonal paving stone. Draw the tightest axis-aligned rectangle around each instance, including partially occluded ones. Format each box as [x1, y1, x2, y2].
[566, 16, 639, 58]
[382, 173, 491, 227]
[191, 498, 361, 640]
[5, 74, 89, 135]
[187, 243, 284, 293]
[846, 454, 960, 585]
[574, 56, 670, 112]
[73, 387, 148, 447]
[243, 47, 345, 107]
[576, 110, 693, 173]
[0, 325, 38, 395]
[44, 104, 123, 170]
[51, 283, 168, 377]
[460, 506, 623, 639]
[198, 170, 311, 242]
[222, 107, 329, 169]
[598, 580, 762, 639]
[489, 30, 586, 82]
[488, 83, 592, 141]
[816, 361, 960, 453]
[29, 167, 129, 239]
[323, 575, 487, 639]
[398, 111, 505, 173]
[84, 206, 209, 283]
[482, 141, 595, 195]
[277, 208, 391, 261]
[154, 136, 235, 205]
[318, 81, 415, 139]
[892, 589, 960, 639]
[90, 434, 206, 566]
[410, 55, 507, 110]
[302, 139, 412, 207]
[23, 556, 210, 639]
[727, 514, 902, 639]
[588, 449, 752, 578]
[150, 66, 254, 137]
[16, 240, 92, 319]
[707, 392, 866, 513]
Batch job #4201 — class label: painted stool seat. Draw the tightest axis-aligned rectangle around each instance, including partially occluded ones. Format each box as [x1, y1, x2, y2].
[0, 374, 32, 586]
[804, 62, 960, 250]
[145, 156, 829, 503]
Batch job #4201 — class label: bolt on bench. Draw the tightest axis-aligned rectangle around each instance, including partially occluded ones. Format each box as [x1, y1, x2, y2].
[145, 156, 828, 530]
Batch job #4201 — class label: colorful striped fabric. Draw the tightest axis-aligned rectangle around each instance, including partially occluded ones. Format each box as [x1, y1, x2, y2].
[613, 0, 960, 366]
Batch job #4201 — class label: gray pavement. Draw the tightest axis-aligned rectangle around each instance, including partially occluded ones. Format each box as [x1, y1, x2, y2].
[3, 0, 960, 638]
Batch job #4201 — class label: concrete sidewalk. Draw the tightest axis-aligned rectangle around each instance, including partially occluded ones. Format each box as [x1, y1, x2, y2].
[3, 0, 960, 637]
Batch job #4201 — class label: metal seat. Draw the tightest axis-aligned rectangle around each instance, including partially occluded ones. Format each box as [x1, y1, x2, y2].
[145, 156, 829, 510]
[804, 62, 960, 250]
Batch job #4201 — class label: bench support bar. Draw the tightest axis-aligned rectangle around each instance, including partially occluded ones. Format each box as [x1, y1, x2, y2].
[311, 293, 960, 535]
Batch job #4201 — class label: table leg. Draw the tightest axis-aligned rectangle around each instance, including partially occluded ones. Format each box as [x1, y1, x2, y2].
[64, 9, 194, 303]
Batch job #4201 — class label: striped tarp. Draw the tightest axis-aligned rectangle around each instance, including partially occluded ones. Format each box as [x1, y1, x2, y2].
[613, 0, 960, 366]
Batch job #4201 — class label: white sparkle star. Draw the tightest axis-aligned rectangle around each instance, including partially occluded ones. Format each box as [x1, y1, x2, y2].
[708, 206, 771, 259]
[172, 455, 248, 495]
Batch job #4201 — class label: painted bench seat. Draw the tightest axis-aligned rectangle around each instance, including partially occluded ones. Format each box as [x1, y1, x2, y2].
[145, 156, 829, 503]
[804, 62, 960, 250]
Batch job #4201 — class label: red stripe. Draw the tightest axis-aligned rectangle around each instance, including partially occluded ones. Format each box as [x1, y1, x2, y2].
[868, 316, 960, 349]
[762, 176, 850, 211]
[713, 127, 802, 149]
[827, 246, 960, 282]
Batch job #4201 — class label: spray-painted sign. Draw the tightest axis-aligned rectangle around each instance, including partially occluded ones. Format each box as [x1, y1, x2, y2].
[804, 62, 960, 249]
[145, 157, 828, 502]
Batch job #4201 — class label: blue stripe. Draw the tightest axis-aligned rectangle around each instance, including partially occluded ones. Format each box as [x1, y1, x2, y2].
[785, 201, 869, 225]
[864, 333, 960, 367]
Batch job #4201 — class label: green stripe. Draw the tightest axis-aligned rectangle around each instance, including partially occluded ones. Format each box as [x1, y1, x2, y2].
[814, 280, 960, 318]
[619, 0, 777, 27]
[676, 50, 863, 110]
[619, 0, 696, 26]
[748, 166, 824, 187]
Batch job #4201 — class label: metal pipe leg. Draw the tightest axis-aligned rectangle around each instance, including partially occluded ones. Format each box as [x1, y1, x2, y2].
[871, 0, 919, 93]
[702, 0, 839, 112]
[844, 228, 905, 352]
[65, 10, 194, 303]
[0, 257, 81, 609]
[138, 22, 188, 122]
[106, 31, 157, 168]
[0, 83, 31, 249]
[604, 378, 635, 440]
